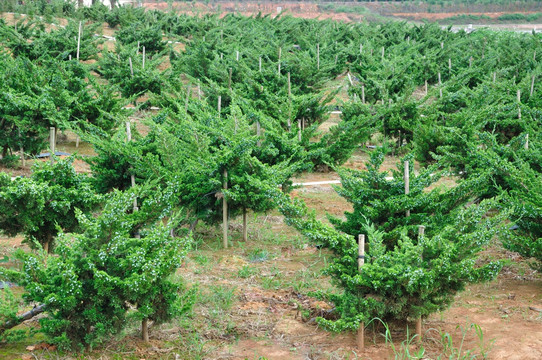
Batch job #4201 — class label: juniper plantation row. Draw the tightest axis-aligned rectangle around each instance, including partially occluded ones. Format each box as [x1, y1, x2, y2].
[0, 1, 541, 358]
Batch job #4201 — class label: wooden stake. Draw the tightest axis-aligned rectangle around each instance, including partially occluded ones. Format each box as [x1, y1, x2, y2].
[439, 88, 443, 99]
[357, 233, 366, 351]
[438, 72, 441, 86]
[381, 46, 384, 59]
[278, 47, 281, 75]
[298, 119, 302, 141]
[242, 208, 248, 242]
[493, 72, 496, 83]
[440, 41, 444, 49]
[142, 318, 149, 342]
[416, 225, 425, 344]
[317, 43, 320, 71]
[469, 56, 473, 67]
[228, 68, 232, 89]
[288, 72, 291, 96]
[129, 57, 133, 76]
[362, 85, 365, 104]
[76, 21, 82, 61]
[518, 89, 522, 119]
[404, 161, 410, 217]
[360, 43, 363, 54]
[424, 80, 428, 96]
[197, 80, 201, 100]
[185, 83, 191, 111]
[218, 96, 221, 119]
[49, 127, 55, 164]
[531, 75, 535, 97]
[236, 50, 239, 61]
[525, 134, 529, 150]
[142, 46, 145, 69]
[18, 130, 25, 167]
[358, 234, 365, 270]
[223, 169, 228, 249]
[259, 56, 262, 72]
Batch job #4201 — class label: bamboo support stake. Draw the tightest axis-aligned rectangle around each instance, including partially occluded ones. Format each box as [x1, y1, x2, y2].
[404, 161, 410, 217]
[129, 57, 133, 76]
[298, 120, 302, 141]
[236, 50, 239, 61]
[362, 85, 365, 104]
[525, 134, 529, 150]
[531, 75, 535, 97]
[449, 58, 452, 71]
[381, 46, 384, 59]
[357, 233, 366, 351]
[424, 80, 428, 96]
[76, 21, 82, 61]
[407, 36, 410, 44]
[360, 43, 363, 54]
[142, 46, 145, 69]
[218, 96, 222, 119]
[287, 72, 291, 96]
[223, 169, 228, 249]
[126, 121, 138, 213]
[440, 41, 444, 49]
[49, 127, 55, 164]
[259, 56, 262, 72]
[438, 72, 441, 86]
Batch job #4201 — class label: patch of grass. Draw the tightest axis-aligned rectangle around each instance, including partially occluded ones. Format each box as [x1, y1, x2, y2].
[238, 264, 259, 279]
[247, 248, 271, 263]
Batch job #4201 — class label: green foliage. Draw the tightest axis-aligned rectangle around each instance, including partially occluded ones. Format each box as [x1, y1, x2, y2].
[2, 190, 195, 351]
[116, 22, 166, 54]
[0, 288, 36, 342]
[272, 157, 503, 331]
[0, 157, 102, 251]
